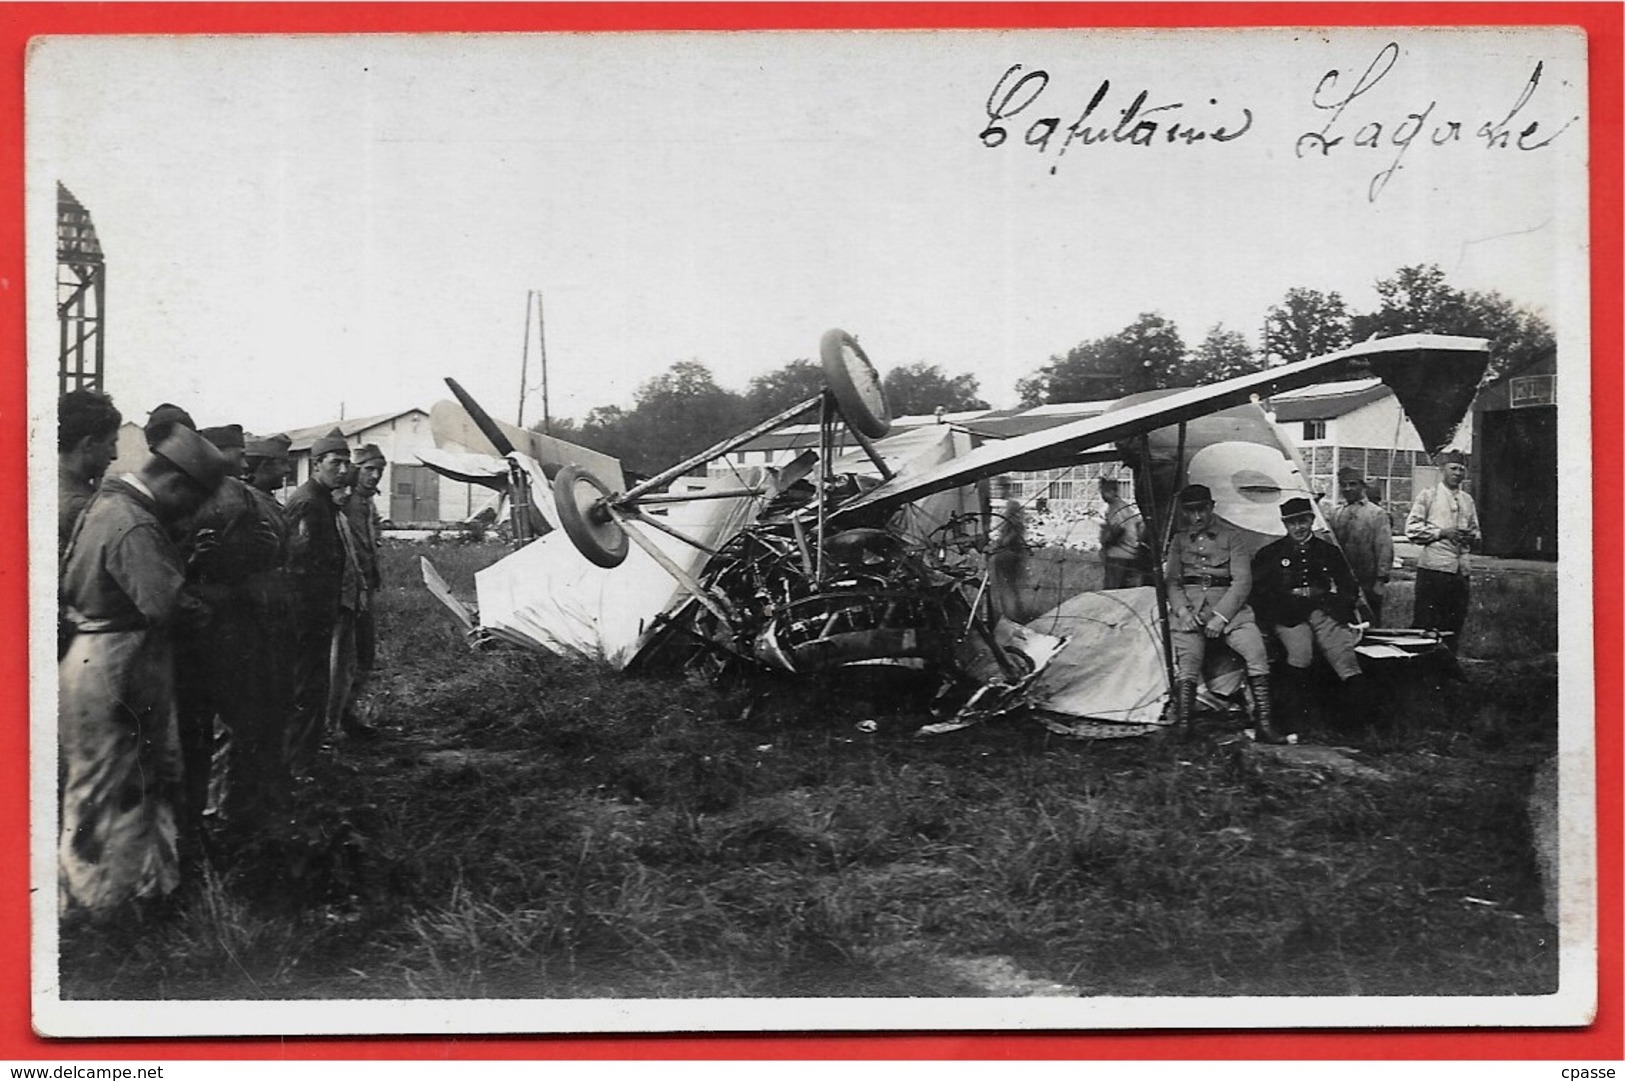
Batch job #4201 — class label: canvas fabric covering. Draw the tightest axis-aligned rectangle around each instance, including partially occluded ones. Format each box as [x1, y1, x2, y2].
[1024, 586, 1170, 725]
[475, 470, 766, 668]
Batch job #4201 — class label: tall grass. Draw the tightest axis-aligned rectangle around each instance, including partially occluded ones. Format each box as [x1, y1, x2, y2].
[58, 538, 1561, 1001]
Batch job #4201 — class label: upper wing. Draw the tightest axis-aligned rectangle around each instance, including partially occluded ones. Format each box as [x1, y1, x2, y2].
[833, 333, 1490, 521]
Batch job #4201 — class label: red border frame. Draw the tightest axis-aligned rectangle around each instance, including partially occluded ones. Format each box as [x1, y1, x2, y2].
[4, 2, 1618, 1062]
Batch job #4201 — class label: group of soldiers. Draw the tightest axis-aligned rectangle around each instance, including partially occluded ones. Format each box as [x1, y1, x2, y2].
[1161, 450, 1479, 743]
[57, 389, 388, 918]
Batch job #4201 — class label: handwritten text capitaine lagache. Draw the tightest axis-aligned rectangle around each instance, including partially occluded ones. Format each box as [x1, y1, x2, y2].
[978, 44, 1579, 201]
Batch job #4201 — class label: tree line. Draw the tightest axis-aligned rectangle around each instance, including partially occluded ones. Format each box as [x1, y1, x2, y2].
[543, 263, 1553, 476]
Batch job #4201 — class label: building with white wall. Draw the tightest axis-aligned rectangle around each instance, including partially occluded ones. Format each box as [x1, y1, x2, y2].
[113, 407, 488, 524]
[1266, 378, 1470, 523]
[281, 409, 487, 524]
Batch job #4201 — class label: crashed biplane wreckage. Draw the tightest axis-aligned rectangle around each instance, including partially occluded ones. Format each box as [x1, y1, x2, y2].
[422, 328, 1490, 735]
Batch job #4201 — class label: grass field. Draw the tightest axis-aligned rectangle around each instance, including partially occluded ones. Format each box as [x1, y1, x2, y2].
[58, 538, 1563, 1003]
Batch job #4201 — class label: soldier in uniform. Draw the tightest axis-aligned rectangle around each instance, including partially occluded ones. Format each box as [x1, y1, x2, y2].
[1406, 449, 1479, 651]
[143, 402, 196, 453]
[1330, 466, 1394, 623]
[244, 432, 293, 498]
[1251, 497, 1369, 734]
[1163, 484, 1281, 742]
[986, 476, 1029, 623]
[333, 443, 385, 738]
[284, 430, 359, 771]
[58, 391, 123, 663]
[174, 425, 294, 847]
[57, 389, 122, 561]
[1098, 476, 1147, 589]
[59, 427, 227, 916]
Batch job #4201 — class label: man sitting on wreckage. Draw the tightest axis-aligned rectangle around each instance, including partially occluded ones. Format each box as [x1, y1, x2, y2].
[1163, 482, 1283, 743]
[1250, 496, 1369, 737]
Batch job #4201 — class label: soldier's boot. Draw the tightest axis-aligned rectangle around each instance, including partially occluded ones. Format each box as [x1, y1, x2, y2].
[341, 704, 379, 739]
[1279, 665, 1314, 737]
[1334, 673, 1371, 734]
[1248, 673, 1287, 744]
[1173, 680, 1199, 729]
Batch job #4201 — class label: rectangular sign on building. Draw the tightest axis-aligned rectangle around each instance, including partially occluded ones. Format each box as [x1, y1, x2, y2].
[1510, 374, 1556, 408]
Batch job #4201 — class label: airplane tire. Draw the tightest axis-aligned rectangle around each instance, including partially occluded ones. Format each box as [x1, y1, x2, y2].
[553, 465, 629, 568]
[820, 328, 892, 440]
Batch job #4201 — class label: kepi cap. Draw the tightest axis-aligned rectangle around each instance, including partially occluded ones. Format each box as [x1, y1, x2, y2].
[1279, 496, 1316, 520]
[153, 425, 228, 493]
[1438, 449, 1468, 466]
[1176, 483, 1213, 506]
[353, 443, 385, 467]
[1337, 466, 1364, 483]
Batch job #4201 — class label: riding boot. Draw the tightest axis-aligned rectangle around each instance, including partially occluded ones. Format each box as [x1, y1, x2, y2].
[1280, 665, 1314, 736]
[1174, 680, 1198, 728]
[1335, 672, 1370, 732]
[1248, 673, 1287, 744]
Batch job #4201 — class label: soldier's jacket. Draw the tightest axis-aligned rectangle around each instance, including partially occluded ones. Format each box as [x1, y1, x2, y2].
[342, 490, 383, 591]
[1164, 516, 1255, 623]
[284, 477, 356, 610]
[1330, 499, 1394, 585]
[245, 484, 289, 551]
[182, 476, 285, 590]
[61, 476, 195, 631]
[58, 467, 96, 564]
[1250, 533, 1360, 627]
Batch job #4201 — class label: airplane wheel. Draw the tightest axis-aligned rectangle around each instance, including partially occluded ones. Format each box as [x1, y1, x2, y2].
[820, 328, 892, 440]
[553, 465, 629, 568]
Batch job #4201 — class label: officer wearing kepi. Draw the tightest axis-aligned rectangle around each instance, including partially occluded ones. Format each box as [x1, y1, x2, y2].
[1251, 497, 1369, 735]
[1163, 483, 1282, 743]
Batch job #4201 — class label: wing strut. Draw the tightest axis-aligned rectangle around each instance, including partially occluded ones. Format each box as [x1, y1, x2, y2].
[1139, 431, 1178, 714]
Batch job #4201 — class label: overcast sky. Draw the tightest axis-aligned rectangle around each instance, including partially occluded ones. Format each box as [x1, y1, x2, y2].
[28, 27, 1586, 436]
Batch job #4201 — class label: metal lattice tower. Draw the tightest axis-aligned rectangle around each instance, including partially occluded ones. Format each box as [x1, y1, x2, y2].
[57, 182, 106, 395]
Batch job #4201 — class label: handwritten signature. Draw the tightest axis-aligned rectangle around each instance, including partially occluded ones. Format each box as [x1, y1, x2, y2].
[1296, 42, 1580, 202]
[978, 64, 1254, 174]
[978, 47, 1579, 201]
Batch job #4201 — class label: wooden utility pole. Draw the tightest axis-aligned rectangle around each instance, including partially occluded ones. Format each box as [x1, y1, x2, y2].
[516, 289, 551, 434]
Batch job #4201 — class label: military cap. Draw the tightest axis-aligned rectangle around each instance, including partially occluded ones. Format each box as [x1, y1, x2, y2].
[1337, 466, 1364, 483]
[143, 403, 196, 449]
[153, 425, 228, 492]
[1176, 483, 1213, 506]
[201, 423, 245, 450]
[310, 428, 351, 459]
[1438, 449, 1468, 466]
[353, 443, 385, 467]
[244, 433, 292, 461]
[1279, 496, 1316, 520]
